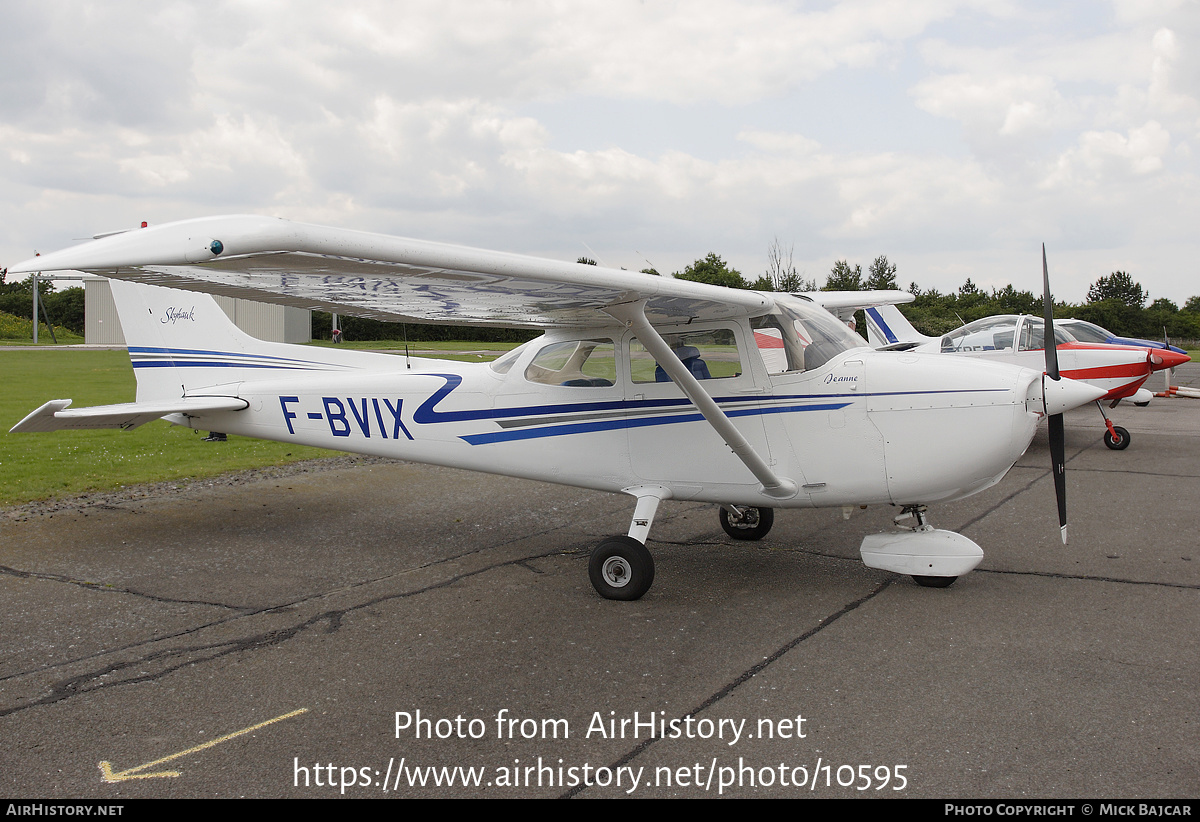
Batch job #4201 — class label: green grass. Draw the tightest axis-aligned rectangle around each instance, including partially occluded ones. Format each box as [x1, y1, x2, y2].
[306, 339, 517, 363]
[0, 343, 523, 506]
[0, 309, 83, 343]
[307, 339, 517, 352]
[1, 350, 331, 506]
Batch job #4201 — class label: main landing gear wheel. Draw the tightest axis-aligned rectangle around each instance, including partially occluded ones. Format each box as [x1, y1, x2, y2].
[589, 536, 655, 601]
[719, 506, 774, 540]
[912, 575, 958, 588]
[1104, 425, 1131, 450]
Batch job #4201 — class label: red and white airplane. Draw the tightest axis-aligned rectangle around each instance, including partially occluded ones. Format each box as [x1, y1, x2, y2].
[864, 303, 1190, 450]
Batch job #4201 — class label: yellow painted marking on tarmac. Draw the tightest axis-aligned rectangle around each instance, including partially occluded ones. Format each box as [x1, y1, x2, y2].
[99, 708, 309, 783]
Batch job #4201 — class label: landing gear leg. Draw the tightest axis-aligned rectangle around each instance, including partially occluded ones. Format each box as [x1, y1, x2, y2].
[895, 505, 960, 589]
[588, 486, 668, 601]
[1096, 401, 1130, 451]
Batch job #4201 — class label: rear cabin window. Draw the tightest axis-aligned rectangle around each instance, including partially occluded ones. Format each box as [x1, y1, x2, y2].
[524, 339, 616, 386]
[488, 345, 524, 375]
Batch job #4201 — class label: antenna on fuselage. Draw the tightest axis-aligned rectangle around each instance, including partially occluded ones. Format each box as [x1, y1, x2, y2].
[634, 250, 669, 278]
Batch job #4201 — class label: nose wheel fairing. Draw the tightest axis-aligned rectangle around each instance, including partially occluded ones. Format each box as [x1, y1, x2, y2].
[859, 529, 984, 582]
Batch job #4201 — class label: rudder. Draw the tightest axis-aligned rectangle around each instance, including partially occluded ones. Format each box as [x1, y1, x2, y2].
[108, 279, 303, 401]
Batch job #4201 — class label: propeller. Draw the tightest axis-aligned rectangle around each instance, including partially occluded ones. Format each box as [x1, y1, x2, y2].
[1042, 245, 1068, 544]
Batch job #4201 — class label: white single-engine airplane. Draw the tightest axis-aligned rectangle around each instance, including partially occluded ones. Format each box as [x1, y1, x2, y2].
[8, 217, 1105, 598]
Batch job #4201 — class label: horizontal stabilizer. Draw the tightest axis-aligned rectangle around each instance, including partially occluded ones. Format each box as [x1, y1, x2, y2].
[10, 397, 248, 433]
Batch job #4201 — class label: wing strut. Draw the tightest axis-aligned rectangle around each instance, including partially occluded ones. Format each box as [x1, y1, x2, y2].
[605, 300, 798, 500]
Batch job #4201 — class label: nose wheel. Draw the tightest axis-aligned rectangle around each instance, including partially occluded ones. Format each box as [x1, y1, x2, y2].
[912, 575, 958, 588]
[1096, 401, 1131, 451]
[1103, 424, 1130, 450]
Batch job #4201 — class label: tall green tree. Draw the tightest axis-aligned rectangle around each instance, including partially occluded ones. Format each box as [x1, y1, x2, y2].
[824, 259, 862, 291]
[864, 255, 898, 290]
[674, 253, 748, 289]
[990, 284, 1039, 315]
[1087, 271, 1146, 308]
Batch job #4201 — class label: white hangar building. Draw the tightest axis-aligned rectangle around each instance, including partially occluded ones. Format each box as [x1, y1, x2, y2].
[84, 277, 312, 345]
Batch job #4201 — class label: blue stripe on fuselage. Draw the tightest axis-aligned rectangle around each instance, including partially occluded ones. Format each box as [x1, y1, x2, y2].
[460, 402, 853, 445]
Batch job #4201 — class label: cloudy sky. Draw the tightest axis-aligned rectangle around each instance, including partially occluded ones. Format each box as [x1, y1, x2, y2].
[2, 0, 1197, 304]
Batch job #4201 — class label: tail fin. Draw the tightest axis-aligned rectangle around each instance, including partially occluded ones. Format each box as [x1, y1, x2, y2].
[108, 279, 345, 401]
[863, 304, 937, 348]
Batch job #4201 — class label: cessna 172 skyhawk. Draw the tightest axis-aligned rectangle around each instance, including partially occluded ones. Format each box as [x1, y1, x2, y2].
[8, 217, 1105, 599]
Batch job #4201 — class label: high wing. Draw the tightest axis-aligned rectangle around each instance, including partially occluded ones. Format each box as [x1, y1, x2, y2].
[7, 215, 771, 328]
[802, 289, 915, 327]
[803, 290, 915, 312]
[8, 215, 796, 498]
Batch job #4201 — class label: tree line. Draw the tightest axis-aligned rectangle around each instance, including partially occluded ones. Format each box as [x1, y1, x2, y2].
[0, 278, 85, 334]
[670, 240, 1200, 345]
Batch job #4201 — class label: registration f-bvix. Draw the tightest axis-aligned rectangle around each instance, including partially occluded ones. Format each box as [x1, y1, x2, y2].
[8, 216, 1104, 598]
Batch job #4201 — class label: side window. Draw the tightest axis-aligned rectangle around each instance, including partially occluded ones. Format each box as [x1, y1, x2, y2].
[524, 339, 616, 387]
[630, 329, 742, 384]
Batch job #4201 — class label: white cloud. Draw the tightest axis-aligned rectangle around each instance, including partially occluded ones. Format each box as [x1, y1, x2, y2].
[913, 73, 1068, 137]
[2, 1, 1200, 303]
[1041, 120, 1172, 187]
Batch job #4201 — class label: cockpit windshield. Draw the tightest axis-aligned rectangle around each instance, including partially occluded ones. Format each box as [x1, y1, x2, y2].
[757, 295, 868, 373]
[941, 316, 1021, 352]
[940, 315, 1076, 353]
[1060, 320, 1109, 344]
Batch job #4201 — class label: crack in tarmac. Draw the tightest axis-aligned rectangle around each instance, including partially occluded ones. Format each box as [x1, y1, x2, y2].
[0, 487, 632, 688]
[975, 567, 1200, 589]
[561, 577, 895, 798]
[0, 548, 571, 719]
[0, 489, 638, 712]
[959, 440, 1092, 535]
[0, 565, 249, 611]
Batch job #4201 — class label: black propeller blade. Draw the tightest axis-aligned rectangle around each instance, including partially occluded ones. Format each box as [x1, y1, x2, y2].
[1043, 245, 1068, 544]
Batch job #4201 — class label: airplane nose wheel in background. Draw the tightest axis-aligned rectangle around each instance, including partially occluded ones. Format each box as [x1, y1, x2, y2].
[589, 536, 655, 600]
[1095, 400, 1131, 451]
[719, 506, 775, 540]
[1104, 425, 1131, 450]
